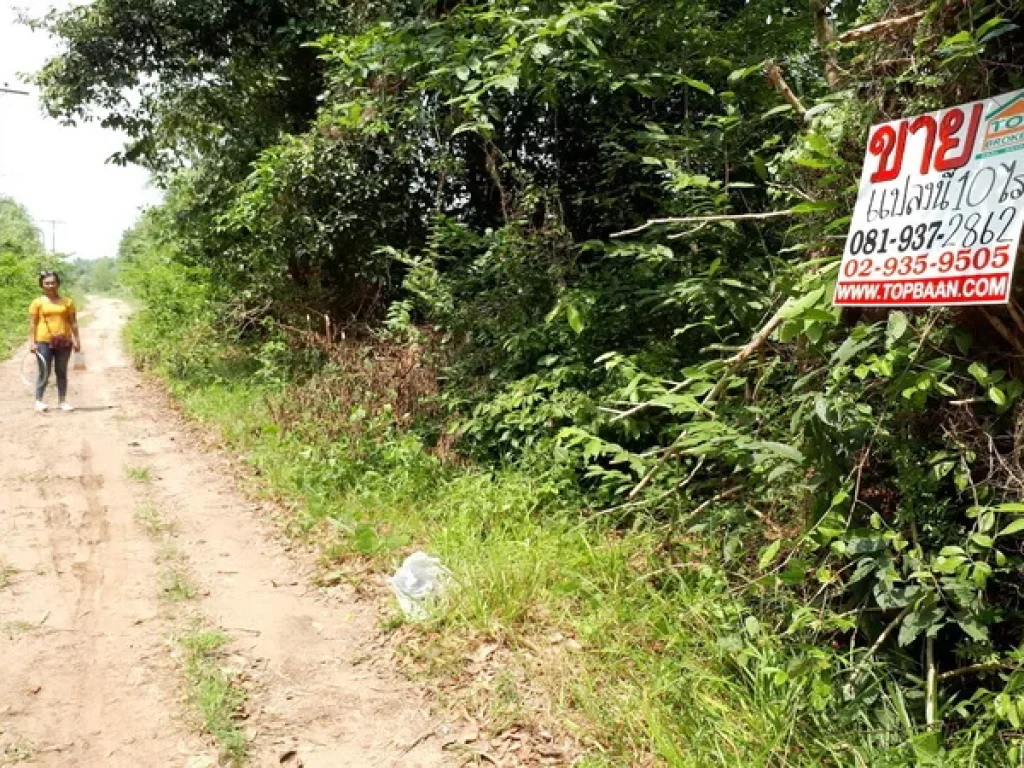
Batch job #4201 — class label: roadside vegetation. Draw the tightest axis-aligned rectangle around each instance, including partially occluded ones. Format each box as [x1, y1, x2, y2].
[0, 198, 58, 355]
[178, 626, 249, 767]
[29, 0, 1024, 764]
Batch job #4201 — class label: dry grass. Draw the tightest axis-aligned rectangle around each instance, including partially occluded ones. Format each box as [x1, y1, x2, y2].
[266, 328, 440, 438]
[0, 562, 15, 591]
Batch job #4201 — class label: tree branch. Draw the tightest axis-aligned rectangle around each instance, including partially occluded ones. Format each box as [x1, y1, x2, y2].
[610, 210, 793, 239]
[849, 605, 912, 685]
[702, 306, 789, 405]
[837, 11, 926, 44]
[764, 60, 807, 118]
[624, 302, 790, 499]
[810, 0, 841, 86]
[609, 379, 693, 422]
[937, 661, 1020, 683]
[982, 310, 1024, 359]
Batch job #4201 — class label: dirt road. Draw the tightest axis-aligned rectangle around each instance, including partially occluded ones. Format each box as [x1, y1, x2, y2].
[0, 297, 449, 767]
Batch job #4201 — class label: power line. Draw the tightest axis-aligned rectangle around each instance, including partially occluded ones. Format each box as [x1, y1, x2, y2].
[0, 83, 29, 97]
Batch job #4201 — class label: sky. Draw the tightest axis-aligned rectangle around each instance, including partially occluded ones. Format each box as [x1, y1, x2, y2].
[0, 1, 162, 260]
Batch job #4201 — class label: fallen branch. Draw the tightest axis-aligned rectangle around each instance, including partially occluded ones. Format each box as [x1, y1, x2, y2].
[837, 11, 926, 44]
[937, 661, 1020, 683]
[849, 605, 912, 685]
[764, 60, 807, 118]
[608, 379, 693, 422]
[627, 431, 685, 500]
[607, 456, 705, 511]
[702, 305, 789, 405]
[625, 302, 790, 499]
[667, 221, 711, 240]
[610, 210, 793, 239]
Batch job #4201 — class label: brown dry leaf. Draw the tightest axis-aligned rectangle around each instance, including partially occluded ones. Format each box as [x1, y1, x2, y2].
[442, 720, 480, 748]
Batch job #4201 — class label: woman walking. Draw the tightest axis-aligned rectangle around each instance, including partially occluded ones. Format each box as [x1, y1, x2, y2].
[29, 271, 81, 412]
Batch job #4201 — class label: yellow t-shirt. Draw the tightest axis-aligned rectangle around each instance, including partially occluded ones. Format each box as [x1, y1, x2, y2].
[30, 297, 76, 343]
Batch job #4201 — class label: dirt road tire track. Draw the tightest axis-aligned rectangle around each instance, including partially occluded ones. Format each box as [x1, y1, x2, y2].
[0, 297, 449, 767]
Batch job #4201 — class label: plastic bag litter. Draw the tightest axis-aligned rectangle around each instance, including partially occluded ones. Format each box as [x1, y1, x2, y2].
[388, 551, 449, 620]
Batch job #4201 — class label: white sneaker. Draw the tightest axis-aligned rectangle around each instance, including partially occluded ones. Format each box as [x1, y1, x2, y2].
[59, 402, 75, 412]
[35, 400, 48, 413]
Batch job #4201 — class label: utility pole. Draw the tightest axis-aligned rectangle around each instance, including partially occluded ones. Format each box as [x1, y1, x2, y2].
[39, 219, 65, 254]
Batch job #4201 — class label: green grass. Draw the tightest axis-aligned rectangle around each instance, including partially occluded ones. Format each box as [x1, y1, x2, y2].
[126, 465, 152, 482]
[0, 563, 15, 591]
[135, 503, 178, 538]
[161, 564, 197, 601]
[1, 621, 36, 639]
[1, 740, 34, 765]
[155, 543, 197, 602]
[178, 627, 248, 765]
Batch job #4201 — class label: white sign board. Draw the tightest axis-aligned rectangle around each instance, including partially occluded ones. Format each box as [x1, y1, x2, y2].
[835, 89, 1024, 307]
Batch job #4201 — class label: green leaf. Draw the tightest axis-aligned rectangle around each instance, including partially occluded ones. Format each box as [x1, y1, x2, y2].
[760, 104, 795, 119]
[910, 730, 943, 764]
[491, 74, 520, 93]
[352, 523, 379, 554]
[759, 540, 782, 571]
[729, 62, 764, 83]
[953, 329, 973, 355]
[676, 74, 714, 95]
[989, 386, 1007, 406]
[979, 19, 1018, 44]
[791, 200, 838, 215]
[886, 312, 909, 346]
[780, 287, 825, 320]
[752, 155, 769, 181]
[976, 16, 1008, 39]
[998, 518, 1024, 537]
[898, 613, 926, 647]
[566, 303, 585, 334]
[751, 441, 804, 463]
[831, 335, 874, 365]
[968, 361, 989, 385]
[979, 509, 996, 533]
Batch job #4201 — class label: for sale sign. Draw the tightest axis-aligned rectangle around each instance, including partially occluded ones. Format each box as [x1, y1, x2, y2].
[835, 89, 1024, 306]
